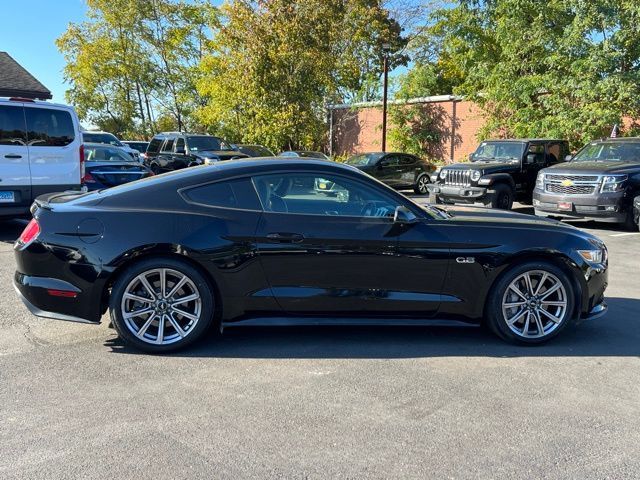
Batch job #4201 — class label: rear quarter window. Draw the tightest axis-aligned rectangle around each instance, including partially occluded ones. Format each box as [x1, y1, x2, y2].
[183, 178, 261, 210]
[147, 137, 162, 154]
[25, 107, 75, 147]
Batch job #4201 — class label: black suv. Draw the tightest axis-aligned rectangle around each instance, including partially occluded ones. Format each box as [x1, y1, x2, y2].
[428, 139, 569, 209]
[145, 132, 248, 173]
[534, 137, 640, 230]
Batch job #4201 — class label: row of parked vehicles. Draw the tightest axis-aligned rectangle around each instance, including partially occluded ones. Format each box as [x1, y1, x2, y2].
[1, 97, 639, 231]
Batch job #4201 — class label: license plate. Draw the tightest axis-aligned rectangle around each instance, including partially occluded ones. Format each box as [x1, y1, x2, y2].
[557, 201, 572, 211]
[0, 191, 15, 203]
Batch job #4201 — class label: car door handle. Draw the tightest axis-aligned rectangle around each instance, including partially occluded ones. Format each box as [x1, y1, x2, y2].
[4, 154, 22, 159]
[266, 232, 305, 243]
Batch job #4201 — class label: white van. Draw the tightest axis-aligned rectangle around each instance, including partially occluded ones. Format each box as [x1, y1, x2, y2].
[0, 98, 83, 218]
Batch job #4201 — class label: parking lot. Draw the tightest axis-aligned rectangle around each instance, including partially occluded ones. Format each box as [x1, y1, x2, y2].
[1, 203, 639, 479]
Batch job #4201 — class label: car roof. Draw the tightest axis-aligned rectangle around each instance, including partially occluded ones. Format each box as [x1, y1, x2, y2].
[0, 97, 75, 111]
[483, 138, 567, 143]
[588, 137, 640, 143]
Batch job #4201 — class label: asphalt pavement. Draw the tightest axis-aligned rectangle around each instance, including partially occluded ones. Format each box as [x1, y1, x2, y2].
[1, 203, 639, 479]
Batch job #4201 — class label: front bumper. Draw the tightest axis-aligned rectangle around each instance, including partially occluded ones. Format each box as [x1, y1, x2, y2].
[427, 184, 488, 203]
[533, 190, 626, 222]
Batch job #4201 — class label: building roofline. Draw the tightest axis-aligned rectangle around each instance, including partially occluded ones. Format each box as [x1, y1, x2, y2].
[328, 95, 463, 110]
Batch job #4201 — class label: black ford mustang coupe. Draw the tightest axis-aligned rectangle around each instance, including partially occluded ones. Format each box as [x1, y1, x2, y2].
[14, 159, 608, 352]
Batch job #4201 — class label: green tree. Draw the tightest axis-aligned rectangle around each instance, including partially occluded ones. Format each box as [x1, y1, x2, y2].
[196, 0, 406, 152]
[425, 0, 640, 149]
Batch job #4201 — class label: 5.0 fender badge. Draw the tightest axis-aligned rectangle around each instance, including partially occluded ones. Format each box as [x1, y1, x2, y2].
[456, 257, 475, 264]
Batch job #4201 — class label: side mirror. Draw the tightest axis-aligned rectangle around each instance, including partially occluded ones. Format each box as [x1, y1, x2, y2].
[393, 206, 418, 224]
[175, 148, 186, 155]
[564, 154, 572, 162]
[469, 153, 476, 161]
[525, 153, 535, 164]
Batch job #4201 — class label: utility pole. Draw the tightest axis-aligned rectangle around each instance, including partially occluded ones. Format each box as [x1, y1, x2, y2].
[381, 43, 391, 153]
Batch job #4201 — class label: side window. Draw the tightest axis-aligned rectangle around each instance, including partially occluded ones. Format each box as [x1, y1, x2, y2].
[24, 107, 75, 147]
[400, 155, 416, 166]
[527, 144, 545, 164]
[147, 137, 162, 154]
[546, 143, 561, 164]
[252, 173, 402, 218]
[184, 178, 261, 210]
[175, 137, 185, 153]
[382, 155, 400, 166]
[162, 138, 175, 153]
[0, 105, 27, 145]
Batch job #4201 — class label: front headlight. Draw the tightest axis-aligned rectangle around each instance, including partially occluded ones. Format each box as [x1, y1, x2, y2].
[470, 170, 481, 182]
[536, 172, 545, 190]
[601, 174, 627, 193]
[439, 169, 448, 179]
[577, 249, 604, 264]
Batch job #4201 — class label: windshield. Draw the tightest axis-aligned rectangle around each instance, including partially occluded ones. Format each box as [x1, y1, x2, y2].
[83, 132, 123, 147]
[299, 151, 328, 159]
[85, 145, 133, 162]
[472, 142, 525, 162]
[572, 142, 640, 163]
[345, 153, 382, 166]
[124, 142, 148, 152]
[186, 135, 232, 152]
[240, 145, 274, 156]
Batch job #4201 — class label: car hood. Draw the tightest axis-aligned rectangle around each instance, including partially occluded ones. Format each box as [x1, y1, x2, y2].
[545, 160, 640, 175]
[194, 151, 248, 160]
[443, 161, 520, 174]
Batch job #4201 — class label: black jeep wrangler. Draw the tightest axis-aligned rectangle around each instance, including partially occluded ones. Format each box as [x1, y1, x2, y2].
[534, 137, 640, 230]
[427, 139, 569, 209]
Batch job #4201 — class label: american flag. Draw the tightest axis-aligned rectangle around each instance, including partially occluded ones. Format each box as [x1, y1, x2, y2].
[610, 124, 620, 138]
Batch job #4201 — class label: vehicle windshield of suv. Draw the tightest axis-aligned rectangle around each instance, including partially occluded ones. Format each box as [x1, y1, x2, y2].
[240, 145, 274, 157]
[186, 135, 233, 152]
[83, 132, 124, 147]
[472, 141, 525, 162]
[572, 141, 640, 163]
[85, 145, 133, 162]
[345, 153, 383, 166]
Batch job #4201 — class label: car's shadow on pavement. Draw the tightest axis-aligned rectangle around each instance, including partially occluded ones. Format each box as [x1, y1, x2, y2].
[0, 219, 27, 244]
[105, 296, 640, 359]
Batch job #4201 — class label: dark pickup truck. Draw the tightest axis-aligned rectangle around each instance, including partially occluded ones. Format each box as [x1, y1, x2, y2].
[534, 137, 640, 230]
[428, 139, 569, 210]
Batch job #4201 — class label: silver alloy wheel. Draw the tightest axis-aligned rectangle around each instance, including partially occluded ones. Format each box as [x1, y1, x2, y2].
[501, 269, 568, 339]
[417, 175, 429, 193]
[121, 268, 202, 345]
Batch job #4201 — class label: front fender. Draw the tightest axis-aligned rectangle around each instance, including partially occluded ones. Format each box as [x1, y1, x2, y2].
[479, 173, 515, 188]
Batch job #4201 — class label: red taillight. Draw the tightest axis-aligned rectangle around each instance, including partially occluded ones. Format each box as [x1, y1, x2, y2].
[79, 144, 85, 180]
[18, 219, 40, 246]
[47, 289, 78, 298]
[82, 171, 96, 183]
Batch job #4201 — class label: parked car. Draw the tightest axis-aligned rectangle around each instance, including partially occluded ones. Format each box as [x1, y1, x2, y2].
[14, 158, 608, 352]
[122, 140, 149, 155]
[82, 131, 140, 161]
[343, 152, 435, 195]
[428, 139, 569, 209]
[82, 143, 153, 191]
[0, 97, 82, 218]
[145, 132, 248, 173]
[235, 144, 275, 157]
[534, 137, 640, 230]
[278, 150, 330, 160]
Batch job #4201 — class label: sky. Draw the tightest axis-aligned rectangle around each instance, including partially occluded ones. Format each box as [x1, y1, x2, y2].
[0, 0, 88, 102]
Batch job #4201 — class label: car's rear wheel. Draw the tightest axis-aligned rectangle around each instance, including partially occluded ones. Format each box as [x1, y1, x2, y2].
[489, 184, 514, 210]
[109, 258, 215, 353]
[486, 261, 575, 344]
[414, 174, 429, 195]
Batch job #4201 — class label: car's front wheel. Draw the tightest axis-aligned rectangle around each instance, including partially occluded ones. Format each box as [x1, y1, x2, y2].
[486, 261, 575, 344]
[109, 258, 215, 353]
[414, 174, 429, 195]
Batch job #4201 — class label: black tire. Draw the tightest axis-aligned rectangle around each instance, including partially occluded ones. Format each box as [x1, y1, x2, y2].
[413, 174, 430, 195]
[485, 261, 576, 345]
[109, 257, 215, 353]
[489, 184, 514, 210]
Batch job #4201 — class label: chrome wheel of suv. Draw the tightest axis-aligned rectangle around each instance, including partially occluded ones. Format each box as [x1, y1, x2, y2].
[121, 268, 202, 345]
[501, 270, 568, 339]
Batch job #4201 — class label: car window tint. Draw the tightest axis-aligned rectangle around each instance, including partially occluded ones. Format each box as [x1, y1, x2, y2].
[400, 155, 416, 165]
[185, 178, 261, 210]
[25, 107, 75, 147]
[252, 173, 401, 218]
[86, 146, 131, 162]
[383, 155, 400, 166]
[162, 138, 175, 152]
[147, 137, 162, 154]
[175, 138, 185, 152]
[0, 105, 27, 145]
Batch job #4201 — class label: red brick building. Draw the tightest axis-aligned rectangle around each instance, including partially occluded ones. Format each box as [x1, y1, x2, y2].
[329, 95, 486, 163]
